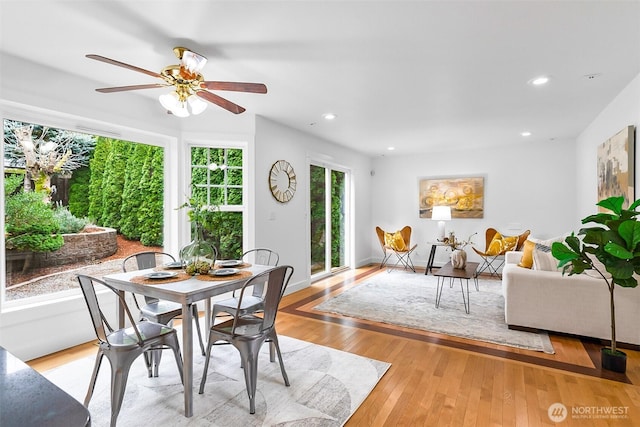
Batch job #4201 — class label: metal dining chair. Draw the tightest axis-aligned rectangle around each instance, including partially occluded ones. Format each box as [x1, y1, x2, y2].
[199, 265, 294, 414]
[122, 251, 205, 378]
[77, 274, 184, 427]
[211, 248, 280, 321]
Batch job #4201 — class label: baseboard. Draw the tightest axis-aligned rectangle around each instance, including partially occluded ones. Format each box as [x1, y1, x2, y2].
[507, 324, 640, 351]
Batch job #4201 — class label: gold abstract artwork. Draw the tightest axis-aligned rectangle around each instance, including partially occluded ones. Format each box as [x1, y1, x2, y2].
[419, 176, 484, 219]
[597, 126, 635, 210]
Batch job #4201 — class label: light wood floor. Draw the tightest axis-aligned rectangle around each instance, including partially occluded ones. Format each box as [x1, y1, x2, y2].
[28, 266, 640, 426]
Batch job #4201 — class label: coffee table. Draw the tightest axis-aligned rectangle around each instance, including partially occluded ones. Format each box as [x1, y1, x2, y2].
[434, 261, 479, 314]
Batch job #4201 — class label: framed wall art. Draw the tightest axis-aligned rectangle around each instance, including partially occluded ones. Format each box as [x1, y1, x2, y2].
[419, 176, 484, 219]
[597, 125, 635, 210]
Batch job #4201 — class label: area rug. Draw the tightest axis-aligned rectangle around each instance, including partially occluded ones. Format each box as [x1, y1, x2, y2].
[44, 335, 390, 427]
[314, 271, 555, 354]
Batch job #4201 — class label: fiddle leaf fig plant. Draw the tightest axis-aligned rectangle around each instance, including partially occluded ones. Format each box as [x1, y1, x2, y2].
[551, 196, 640, 355]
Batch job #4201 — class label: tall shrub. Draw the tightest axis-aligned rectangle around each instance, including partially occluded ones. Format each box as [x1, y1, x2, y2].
[100, 140, 133, 228]
[119, 144, 150, 239]
[137, 146, 164, 246]
[87, 137, 111, 222]
[68, 166, 91, 218]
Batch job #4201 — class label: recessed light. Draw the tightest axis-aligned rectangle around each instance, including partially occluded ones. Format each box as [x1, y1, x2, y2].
[528, 76, 550, 86]
[521, 131, 532, 137]
[387, 147, 395, 151]
[322, 113, 336, 120]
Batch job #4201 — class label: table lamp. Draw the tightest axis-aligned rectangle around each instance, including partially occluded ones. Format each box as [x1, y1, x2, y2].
[432, 205, 451, 240]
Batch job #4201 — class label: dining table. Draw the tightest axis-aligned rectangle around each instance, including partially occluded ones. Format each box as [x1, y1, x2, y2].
[102, 262, 271, 418]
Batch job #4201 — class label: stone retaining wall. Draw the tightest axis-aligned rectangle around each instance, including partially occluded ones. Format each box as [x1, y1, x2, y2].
[30, 227, 118, 268]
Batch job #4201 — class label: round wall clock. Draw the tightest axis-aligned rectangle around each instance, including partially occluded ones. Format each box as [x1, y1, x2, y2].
[269, 159, 297, 203]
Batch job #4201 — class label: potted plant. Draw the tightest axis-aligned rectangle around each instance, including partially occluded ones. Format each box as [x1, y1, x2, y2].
[178, 197, 218, 275]
[551, 196, 640, 373]
[444, 231, 476, 269]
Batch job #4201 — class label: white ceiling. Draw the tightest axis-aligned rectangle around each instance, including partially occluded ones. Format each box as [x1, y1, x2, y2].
[1, 1, 639, 156]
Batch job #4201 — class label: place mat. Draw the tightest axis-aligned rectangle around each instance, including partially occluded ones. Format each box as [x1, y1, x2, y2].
[196, 270, 253, 282]
[215, 262, 252, 269]
[130, 272, 192, 285]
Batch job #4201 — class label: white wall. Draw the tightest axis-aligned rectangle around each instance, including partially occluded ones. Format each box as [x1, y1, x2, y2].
[576, 73, 640, 218]
[254, 116, 373, 291]
[371, 140, 578, 267]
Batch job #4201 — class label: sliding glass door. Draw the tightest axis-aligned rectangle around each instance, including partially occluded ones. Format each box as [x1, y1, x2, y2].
[310, 163, 349, 277]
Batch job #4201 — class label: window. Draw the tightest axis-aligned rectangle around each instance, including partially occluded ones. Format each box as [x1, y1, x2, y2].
[3, 118, 166, 303]
[189, 146, 245, 260]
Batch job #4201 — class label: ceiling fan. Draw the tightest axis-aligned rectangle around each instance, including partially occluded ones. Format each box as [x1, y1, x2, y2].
[86, 47, 267, 117]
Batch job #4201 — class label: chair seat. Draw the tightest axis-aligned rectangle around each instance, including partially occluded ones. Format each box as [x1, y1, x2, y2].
[214, 296, 264, 312]
[140, 301, 183, 320]
[105, 321, 176, 348]
[211, 315, 265, 337]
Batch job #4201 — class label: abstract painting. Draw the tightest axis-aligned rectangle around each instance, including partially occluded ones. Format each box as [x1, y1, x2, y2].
[597, 126, 635, 210]
[419, 176, 484, 219]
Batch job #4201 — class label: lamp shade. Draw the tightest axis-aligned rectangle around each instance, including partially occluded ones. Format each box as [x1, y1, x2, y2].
[432, 205, 451, 221]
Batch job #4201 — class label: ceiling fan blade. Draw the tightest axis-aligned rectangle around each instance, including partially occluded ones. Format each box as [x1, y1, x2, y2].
[96, 83, 167, 93]
[86, 54, 162, 79]
[196, 90, 246, 114]
[200, 81, 267, 94]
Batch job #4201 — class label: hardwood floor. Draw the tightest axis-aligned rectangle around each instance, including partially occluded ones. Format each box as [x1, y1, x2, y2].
[28, 265, 640, 426]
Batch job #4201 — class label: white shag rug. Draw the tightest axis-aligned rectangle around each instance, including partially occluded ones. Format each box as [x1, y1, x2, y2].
[44, 335, 390, 426]
[314, 271, 555, 354]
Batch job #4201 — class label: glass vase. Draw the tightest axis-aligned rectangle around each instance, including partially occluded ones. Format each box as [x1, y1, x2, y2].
[180, 223, 217, 275]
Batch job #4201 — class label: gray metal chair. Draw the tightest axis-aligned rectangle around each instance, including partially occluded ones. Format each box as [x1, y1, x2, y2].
[77, 274, 184, 427]
[199, 265, 293, 414]
[122, 251, 205, 378]
[211, 248, 279, 321]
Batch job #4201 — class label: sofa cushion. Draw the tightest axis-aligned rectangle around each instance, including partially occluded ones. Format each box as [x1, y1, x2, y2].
[532, 244, 561, 271]
[518, 235, 566, 269]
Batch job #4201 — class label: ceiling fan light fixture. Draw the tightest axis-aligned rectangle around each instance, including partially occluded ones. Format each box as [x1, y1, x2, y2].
[182, 50, 207, 73]
[159, 91, 180, 110]
[187, 95, 208, 115]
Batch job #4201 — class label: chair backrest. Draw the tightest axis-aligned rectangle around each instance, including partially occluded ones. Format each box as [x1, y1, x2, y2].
[483, 228, 499, 250]
[122, 251, 176, 272]
[516, 230, 531, 251]
[232, 265, 293, 334]
[77, 274, 143, 346]
[375, 226, 386, 248]
[399, 226, 412, 247]
[242, 248, 279, 266]
[376, 226, 412, 251]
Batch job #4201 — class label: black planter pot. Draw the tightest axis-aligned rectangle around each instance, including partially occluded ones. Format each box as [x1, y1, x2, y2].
[601, 348, 627, 373]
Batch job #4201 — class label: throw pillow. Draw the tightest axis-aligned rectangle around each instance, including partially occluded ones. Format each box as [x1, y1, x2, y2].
[486, 233, 519, 256]
[384, 231, 407, 251]
[518, 239, 536, 268]
[532, 244, 561, 271]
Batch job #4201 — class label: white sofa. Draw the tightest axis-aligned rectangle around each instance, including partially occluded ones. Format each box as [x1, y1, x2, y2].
[502, 251, 640, 345]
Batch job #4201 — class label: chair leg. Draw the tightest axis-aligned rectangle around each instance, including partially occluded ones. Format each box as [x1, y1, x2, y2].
[167, 333, 184, 384]
[192, 304, 206, 356]
[236, 340, 262, 414]
[268, 332, 290, 386]
[198, 332, 214, 394]
[84, 350, 104, 406]
[107, 351, 140, 427]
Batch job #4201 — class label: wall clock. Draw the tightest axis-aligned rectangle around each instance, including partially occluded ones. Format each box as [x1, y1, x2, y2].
[269, 160, 297, 203]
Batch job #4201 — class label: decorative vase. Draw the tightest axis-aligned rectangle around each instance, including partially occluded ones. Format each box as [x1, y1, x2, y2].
[451, 249, 467, 269]
[179, 223, 217, 275]
[601, 347, 627, 373]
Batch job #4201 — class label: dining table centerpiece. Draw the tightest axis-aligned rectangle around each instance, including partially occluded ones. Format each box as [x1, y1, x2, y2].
[178, 197, 218, 275]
